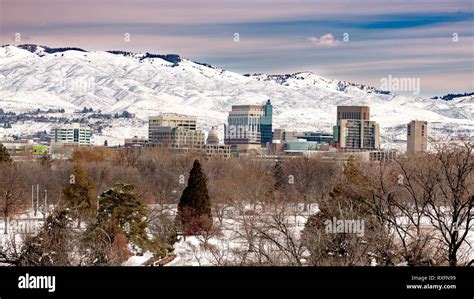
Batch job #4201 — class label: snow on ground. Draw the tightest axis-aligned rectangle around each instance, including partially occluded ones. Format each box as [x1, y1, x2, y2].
[0, 203, 472, 266]
[391, 214, 474, 262]
[6, 117, 148, 147]
[168, 204, 474, 266]
[0, 208, 48, 261]
[168, 203, 319, 266]
[123, 251, 154, 266]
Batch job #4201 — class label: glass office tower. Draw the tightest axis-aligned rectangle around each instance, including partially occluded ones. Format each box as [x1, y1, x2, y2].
[260, 99, 273, 146]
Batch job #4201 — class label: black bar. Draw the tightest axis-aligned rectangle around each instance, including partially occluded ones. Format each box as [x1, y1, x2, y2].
[0, 267, 472, 299]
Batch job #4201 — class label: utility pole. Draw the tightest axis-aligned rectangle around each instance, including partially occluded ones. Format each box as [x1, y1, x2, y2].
[44, 189, 48, 220]
[31, 185, 34, 215]
[35, 184, 39, 217]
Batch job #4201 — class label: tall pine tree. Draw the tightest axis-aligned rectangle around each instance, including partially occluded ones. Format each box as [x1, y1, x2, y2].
[177, 159, 212, 234]
[95, 183, 151, 253]
[62, 163, 96, 228]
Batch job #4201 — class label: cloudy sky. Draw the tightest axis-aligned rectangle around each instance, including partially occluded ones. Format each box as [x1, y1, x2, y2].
[1, 0, 473, 96]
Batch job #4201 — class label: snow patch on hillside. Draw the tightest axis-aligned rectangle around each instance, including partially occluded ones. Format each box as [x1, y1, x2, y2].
[1, 45, 472, 146]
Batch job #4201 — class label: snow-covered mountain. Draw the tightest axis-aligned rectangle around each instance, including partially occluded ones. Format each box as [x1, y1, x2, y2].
[0, 44, 472, 147]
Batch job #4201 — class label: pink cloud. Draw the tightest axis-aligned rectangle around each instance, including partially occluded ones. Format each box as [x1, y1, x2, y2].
[307, 33, 341, 47]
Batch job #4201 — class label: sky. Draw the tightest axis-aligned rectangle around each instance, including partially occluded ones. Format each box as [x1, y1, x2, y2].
[0, 0, 473, 97]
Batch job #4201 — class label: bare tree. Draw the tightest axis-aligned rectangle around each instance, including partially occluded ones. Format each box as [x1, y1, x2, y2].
[425, 142, 473, 266]
[283, 157, 340, 211]
[369, 157, 443, 265]
[254, 203, 306, 265]
[0, 164, 26, 234]
[0, 233, 22, 265]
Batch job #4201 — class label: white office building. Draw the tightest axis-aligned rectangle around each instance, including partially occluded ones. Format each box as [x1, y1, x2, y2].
[50, 123, 92, 146]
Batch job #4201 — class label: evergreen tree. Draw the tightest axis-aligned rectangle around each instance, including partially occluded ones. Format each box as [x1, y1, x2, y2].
[0, 143, 12, 163]
[62, 163, 96, 227]
[329, 155, 367, 202]
[96, 183, 151, 252]
[177, 159, 212, 234]
[342, 155, 361, 183]
[303, 156, 375, 266]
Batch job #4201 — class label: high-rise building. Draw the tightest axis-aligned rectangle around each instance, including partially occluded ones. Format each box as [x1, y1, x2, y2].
[337, 106, 370, 121]
[224, 103, 263, 152]
[148, 115, 204, 147]
[149, 115, 197, 133]
[50, 123, 91, 146]
[224, 100, 273, 151]
[260, 100, 273, 145]
[407, 120, 427, 155]
[333, 106, 380, 151]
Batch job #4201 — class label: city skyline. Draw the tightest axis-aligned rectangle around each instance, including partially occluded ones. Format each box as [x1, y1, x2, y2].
[1, 0, 473, 97]
[0, 1, 472, 291]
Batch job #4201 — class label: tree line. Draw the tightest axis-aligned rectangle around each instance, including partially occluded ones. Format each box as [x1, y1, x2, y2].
[0, 140, 472, 266]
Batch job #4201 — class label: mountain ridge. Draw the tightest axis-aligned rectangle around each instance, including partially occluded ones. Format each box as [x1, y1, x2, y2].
[0, 44, 472, 147]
